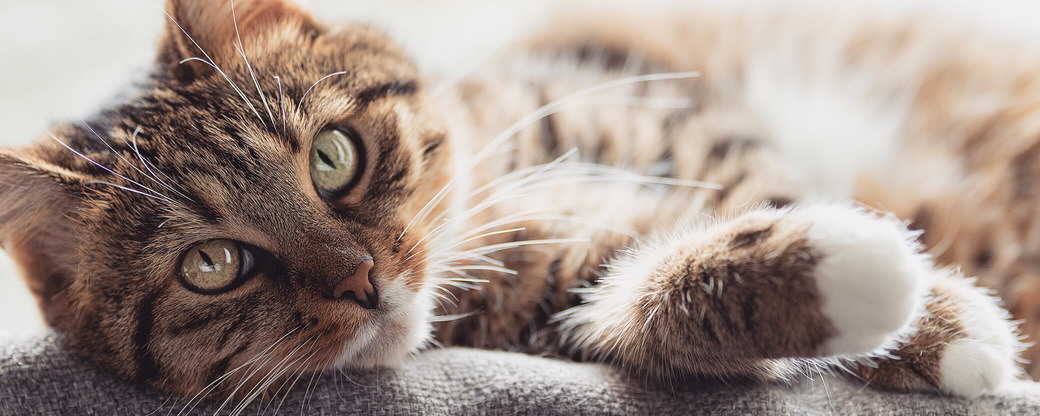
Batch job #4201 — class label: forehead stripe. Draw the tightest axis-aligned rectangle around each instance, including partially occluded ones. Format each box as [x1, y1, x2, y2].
[355, 80, 418, 108]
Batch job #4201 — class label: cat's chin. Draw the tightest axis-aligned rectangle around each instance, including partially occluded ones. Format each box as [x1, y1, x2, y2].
[330, 276, 435, 369]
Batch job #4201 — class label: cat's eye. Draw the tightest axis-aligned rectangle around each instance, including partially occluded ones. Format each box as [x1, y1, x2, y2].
[180, 239, 255, 293]
[310, 129, 361, 194]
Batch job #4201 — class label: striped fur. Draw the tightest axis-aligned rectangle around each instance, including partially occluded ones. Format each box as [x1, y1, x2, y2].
[0, 0, 1031, 403]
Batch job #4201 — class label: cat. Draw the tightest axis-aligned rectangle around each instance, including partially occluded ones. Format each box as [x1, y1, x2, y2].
[0, 0, 1031, 404]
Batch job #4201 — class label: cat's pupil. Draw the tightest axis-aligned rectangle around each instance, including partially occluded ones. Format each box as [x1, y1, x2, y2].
[197, 250, 216, 271]
[317, 149, 336, 169]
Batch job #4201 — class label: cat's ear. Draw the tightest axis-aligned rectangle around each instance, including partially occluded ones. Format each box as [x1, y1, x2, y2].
[0, 149, 86, 324]
[157, 0, 315, 76]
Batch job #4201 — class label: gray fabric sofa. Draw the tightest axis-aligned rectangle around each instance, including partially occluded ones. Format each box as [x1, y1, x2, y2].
[2, 331, 1039, 415]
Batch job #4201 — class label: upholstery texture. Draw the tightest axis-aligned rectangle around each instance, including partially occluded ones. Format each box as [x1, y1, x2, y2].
[2, 331, 1040, 415]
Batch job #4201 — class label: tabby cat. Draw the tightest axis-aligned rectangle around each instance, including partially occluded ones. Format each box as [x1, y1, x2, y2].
[1, 0, 1033, 404]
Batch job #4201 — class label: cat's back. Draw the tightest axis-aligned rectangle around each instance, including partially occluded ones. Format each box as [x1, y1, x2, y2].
[453, 4, 1040, 206]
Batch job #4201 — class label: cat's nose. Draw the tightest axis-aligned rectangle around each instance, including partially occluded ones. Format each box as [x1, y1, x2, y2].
[331, 258, 378, 309]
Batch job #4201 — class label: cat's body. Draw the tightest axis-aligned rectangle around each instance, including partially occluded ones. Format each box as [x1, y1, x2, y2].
[0, 0, 1033, 405]
[435, 8, 1029, 392]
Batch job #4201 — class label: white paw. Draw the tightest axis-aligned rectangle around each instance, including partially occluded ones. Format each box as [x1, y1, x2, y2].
[936, 278, 1020, 397]
[795, 205, 931, 356]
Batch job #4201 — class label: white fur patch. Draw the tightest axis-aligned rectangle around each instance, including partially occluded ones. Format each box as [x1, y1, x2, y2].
[936, 277, 1020, 397]
[740, 18, 912, 199]
[333, 275, 434, 368]
[795, 204, 931, 356]
[552, 230, 672, 357]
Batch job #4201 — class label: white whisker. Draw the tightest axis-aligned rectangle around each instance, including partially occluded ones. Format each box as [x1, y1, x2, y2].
[428, 310, 481, 323]
[430, 227, 526, 257]
[230, 339, 315, 416]
[271, 355, 318, 415]
[432, 263, 512, 276]
[404, 151, 581, 257]
[79, 120, 165, 189]
[163, 8, 268, 128]
[274, 75, 287, 137]
[403, 198, 537, 257]
[466, 148, 580, 199]
[210, 328, 303, 415]
[230, 0, 277, 130]
[463, 238, 589, 257]
[486, 162, 721, 191]
[236, 45, 277, 129]
[79, 122, 191, 207]
[86, 180, 168, 202]
[426, 212, 633, 266]
[428, 288, 454, 306]
[47, 132, 179, 206]
[473, 71, 699, 161]
[177, 327, 302, 416]
[130, 127, 195, 202]
[445, 209, 555, 242]
[298, 357, 326, 415]
[420, 159, 719, 267]
[397, 175, 458, 243]
[397, 77, 697, 249]
[415, 214, 540, 262]
[175, 57, 268, 129]
[427, 251, 506, 270]
[293, 71, 348, 123]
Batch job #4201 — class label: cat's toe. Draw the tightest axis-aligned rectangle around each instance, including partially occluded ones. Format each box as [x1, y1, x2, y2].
[795, 205, 932, 356]
[935, 278, 1020, 397]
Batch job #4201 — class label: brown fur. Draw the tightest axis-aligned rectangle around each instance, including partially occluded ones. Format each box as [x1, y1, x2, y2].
[855, 281, 968, 392]
[2, 0, 451, 397]
[0, 0, 1032, 403]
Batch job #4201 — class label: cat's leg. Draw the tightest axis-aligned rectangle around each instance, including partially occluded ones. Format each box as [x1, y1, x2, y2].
[851, 271, 1023, 396]
[554, 203, 1020, 395]
[556, 203, 926, 379]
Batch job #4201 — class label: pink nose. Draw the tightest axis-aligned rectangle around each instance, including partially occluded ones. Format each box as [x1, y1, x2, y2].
[333, 259, 377, 309]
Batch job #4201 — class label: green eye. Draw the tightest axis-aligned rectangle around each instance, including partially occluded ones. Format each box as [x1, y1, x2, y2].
[180, 239, 253, 293]
[310, 129, 361, 194]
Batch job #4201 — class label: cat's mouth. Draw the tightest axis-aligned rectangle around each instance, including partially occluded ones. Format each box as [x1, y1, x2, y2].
[330, 273, 433, 369]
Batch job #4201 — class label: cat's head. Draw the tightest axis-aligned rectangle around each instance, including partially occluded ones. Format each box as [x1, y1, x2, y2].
[0, 0, 454, 397]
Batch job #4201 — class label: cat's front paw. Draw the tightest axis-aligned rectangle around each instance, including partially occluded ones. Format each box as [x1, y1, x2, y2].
[795, 205, 932, 356]
[935, 278, 1020, 397]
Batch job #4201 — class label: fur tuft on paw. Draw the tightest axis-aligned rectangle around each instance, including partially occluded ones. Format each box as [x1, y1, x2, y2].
[795, 204, 932, 356]
[935, 278, 1021, 397]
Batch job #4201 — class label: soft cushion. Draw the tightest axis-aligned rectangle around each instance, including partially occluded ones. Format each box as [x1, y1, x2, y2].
[2, 331, 1039, 415]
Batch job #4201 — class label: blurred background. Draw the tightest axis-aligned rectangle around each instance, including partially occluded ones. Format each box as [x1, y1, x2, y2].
[2, 0, 1040, 333]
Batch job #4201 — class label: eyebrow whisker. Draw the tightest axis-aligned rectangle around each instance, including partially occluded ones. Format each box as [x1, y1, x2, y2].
[80, 120, 173, 196]
[47, 131, 180, 206]
[164, 9, 268, 129]
[130, 127, 195, 202]
[293, 71, 348, 124]
[274, 75, 287, 137]
[230, 0, 278, 130]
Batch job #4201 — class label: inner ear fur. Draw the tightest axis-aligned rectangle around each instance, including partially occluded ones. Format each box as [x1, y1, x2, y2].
[0, 149, 87, 326]
[157, 0, 316, 76]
